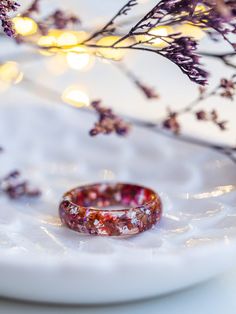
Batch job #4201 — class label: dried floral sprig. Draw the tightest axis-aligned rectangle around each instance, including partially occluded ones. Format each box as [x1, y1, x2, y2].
[7, 0, 236, 86]
[129, 0, 236, 48]
[162, 74, 236, 133]
[162, 109, 181, 134]
[160, 36, 208, 85]
[38, 10, 80, 35]
[74, 0, 235, 85]
[1, 170, 41, 199]
[0, 0, 19, 36]
[89, 100, 130, 136]
[0, 149, 41, 199]
[72, 2, 209, 85]
[195, 109, 228, 130]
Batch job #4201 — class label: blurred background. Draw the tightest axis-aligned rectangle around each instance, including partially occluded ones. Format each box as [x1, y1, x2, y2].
[0, 0, 235, 146]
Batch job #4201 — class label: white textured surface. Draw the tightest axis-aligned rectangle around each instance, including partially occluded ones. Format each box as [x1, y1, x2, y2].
[1, 268, 236, 314]
[0, 102, 236, 303]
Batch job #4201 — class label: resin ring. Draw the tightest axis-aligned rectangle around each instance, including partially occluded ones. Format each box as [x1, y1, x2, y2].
[59, 183, 162, 236]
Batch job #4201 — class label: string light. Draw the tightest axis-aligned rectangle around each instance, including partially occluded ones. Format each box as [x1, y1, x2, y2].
[66, 46, 93, 71]
[96, 36, 128, 61]
[57, 31, 78, 46]
[176, 24, 205, 40]
[38, 35, 57, 47]
[12, 16, 38, 36]
[62, 86, 90, 108]
[149, 26, 173, 47]
[136, 26, 173, 48]
[37, 30, 89, 49]
[0, 62, 23, 84]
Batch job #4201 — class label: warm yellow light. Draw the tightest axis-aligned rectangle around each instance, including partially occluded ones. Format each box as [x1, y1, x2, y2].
[150, 26, 171, 47]
[62, 86, 90, 108]
[48, 29, 88, 44]
[38, 35, 57, 47]
[38, 31, 81, 49]
[176, 24, 205, 40]
[66, 46, 92, 70]
[136, 26, 172, 47]
[0, 62, 23, 84]
[96, 36, 127, 61]
[47, 29, 64, 38]
[38, 49, 55, 57]
[74, 31, 89, 43]
[12, 16, 38, 36]
[57, 31, 78, 47]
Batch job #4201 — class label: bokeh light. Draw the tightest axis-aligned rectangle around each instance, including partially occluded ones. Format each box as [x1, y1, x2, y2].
[96, 36, 127, 61]
[38, 35, 57, 47]
[176, 24, 205, 40]
[37, 30, 88, 49]
[136, 26, 173, 48]
[0, 62, 23, 85]
[57, 31, 78, 46]
[12, 16, 38, 36]
[62, 86, 90, 108]
[66, 46, 93, 71]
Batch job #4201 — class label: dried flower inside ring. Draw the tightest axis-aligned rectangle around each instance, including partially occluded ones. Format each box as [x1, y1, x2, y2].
[59, 183, 162, 236]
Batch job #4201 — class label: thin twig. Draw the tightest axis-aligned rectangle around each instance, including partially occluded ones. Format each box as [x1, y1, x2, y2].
[200, 51, 236, 70]
[81, 0, 138, 44]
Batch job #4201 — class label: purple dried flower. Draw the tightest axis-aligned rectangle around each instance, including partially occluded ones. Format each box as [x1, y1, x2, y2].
[196, 110, 207, 120]
[47, 10, 80, 30]
[0, 0, 19, 37]
[35, 9, 80, 35]
[126, 0, 235, 85]
[135, 81, 159, 99]
[162, 110, 181, 134]
[0, 148, 40, 199]
[219, 76, 236, 99]
[195, 109, 228, 130]
[21, 1, 80, 36]
[161, 36, 209, 85]
[89, 100, 130, 136]
[0, 170, 41, 199]
[132, 0, 236, 46]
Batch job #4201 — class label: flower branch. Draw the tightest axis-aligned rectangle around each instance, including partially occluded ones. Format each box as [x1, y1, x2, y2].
[162, 74, 236, 134]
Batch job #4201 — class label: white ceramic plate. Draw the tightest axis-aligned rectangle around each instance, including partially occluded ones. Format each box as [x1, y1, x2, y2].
[0, 102, 236, 304]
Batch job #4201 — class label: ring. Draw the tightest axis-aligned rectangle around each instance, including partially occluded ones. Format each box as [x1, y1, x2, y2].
[59, 182, 162, 236]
